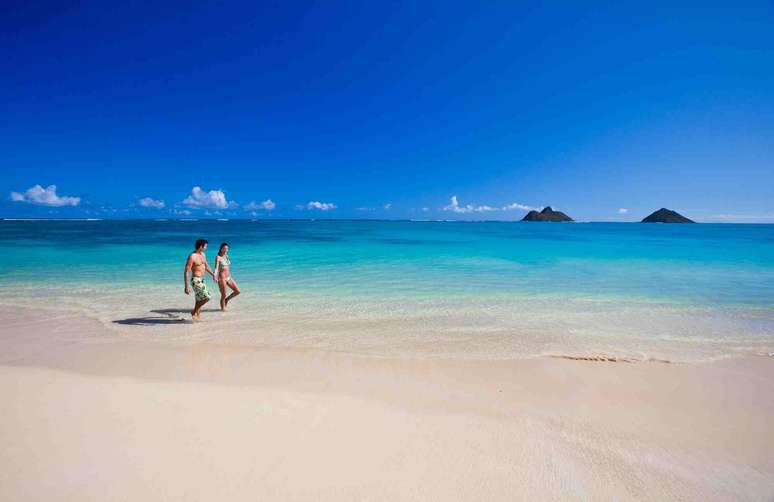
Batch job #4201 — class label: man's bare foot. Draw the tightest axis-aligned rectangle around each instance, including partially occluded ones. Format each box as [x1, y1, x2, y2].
[192, 311, 201, 321]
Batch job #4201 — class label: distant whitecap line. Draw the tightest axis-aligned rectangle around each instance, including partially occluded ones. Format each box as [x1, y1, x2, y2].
[1, 218, 103, 222]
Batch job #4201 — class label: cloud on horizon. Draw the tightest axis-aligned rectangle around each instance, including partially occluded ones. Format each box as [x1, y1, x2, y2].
[182, 186, 235, 209]
[356, 203, 391, 212]
[443, 195, 497, 214]
[10, 185, 81, 207]
[502, 202, 540, 211]
[706, 213, 774, 223]
[138, 197, 165, 209]
[443, 196, 541, 214]
[244, 199, 276, 211]
[618, 208, 629, 214]
[307, 201, 337, 211]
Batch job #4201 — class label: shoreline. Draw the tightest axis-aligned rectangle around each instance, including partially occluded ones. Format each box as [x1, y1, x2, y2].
[1, 305, 773, 500]
[3, 299, 771, 364]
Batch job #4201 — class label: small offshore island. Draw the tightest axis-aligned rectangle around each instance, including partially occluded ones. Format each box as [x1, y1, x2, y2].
[520, 206, 696, 223]
[521, 206, 574, 222]
[641, 208, 695, 223]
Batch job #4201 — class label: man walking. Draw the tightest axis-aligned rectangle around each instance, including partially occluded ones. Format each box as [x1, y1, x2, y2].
[184, 238, 216, 320]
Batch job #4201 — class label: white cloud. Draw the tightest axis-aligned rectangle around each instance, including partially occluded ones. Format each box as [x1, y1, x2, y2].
[707, 213, 774, 223]
[10, 184, 80, 207]
[244, 199, 275, 211]
[307, 201, 337, 211]
[421, 207, 430, 212]
[355, 204, 391, 212]
[443, 195, 497, 214]
[618, 208, 629, 214]
[182, 186, 234, 209]
[138, 197, 165, 209]
[502, 202, 539, 211]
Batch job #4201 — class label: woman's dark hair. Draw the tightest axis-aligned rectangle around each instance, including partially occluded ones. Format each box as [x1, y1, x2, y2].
[195, 238, 208, 250]
[218, 242, 229, 256]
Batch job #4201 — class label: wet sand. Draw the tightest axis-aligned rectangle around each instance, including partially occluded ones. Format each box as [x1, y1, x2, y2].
[1, 307, 773, 501]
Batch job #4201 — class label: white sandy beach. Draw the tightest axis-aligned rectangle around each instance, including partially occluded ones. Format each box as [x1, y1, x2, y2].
[1, 306, 773, 501]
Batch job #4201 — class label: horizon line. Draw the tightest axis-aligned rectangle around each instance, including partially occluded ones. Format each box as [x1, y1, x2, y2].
[2, 217, 773, 224]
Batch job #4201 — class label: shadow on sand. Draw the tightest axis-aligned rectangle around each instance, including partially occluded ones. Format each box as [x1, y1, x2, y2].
[113, 308, 220, 326]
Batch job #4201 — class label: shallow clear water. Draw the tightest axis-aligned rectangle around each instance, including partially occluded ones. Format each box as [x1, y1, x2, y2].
[1, 220, 772, 360]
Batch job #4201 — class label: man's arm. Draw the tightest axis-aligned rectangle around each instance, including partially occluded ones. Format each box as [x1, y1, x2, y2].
[184, 254, 193, 294]
[204, 256, 216, 279]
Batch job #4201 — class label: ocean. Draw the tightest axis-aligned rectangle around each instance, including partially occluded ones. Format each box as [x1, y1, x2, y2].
[1, 219, 772, 361]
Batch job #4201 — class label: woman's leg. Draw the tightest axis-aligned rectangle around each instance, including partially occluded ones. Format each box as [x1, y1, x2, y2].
[225, 278, 241, 306]
[218, 279, 228, 311]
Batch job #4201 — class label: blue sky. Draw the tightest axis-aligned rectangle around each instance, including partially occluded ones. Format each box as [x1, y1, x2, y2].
[2, 1, 773, 221]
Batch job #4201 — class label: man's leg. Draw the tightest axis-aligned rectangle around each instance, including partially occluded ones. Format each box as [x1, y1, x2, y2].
[191, 277, 211, 319]
[193, 298, 208, 319]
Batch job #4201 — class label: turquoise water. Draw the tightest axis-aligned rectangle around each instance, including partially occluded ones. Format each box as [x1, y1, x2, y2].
[1, 220, 773, 360]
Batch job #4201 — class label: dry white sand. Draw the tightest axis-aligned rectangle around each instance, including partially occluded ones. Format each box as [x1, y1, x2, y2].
[1, 307, 773, 501]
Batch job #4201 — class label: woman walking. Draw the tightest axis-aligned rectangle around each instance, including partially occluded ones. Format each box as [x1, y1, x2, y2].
[214, 242, 241, 311]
